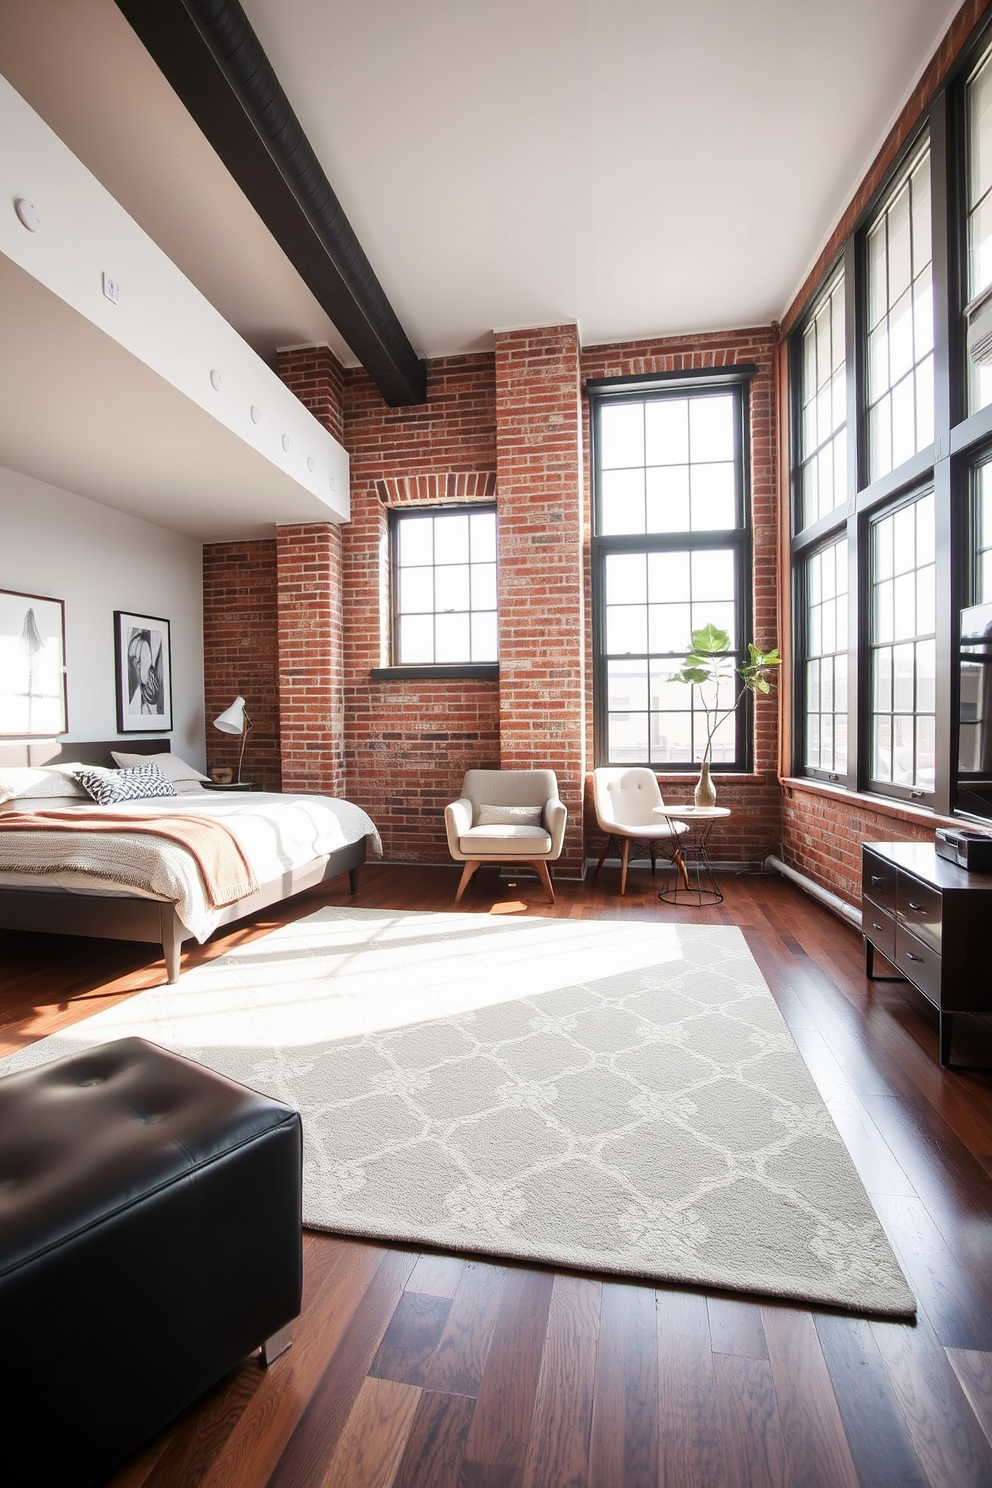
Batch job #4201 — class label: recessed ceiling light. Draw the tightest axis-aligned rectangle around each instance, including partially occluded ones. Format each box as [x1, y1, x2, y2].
[15, 198, 41, 232]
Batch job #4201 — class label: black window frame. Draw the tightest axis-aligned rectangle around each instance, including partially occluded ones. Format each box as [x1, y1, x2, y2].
[588, 367, 756, 772]
[377, 503, 499, 681]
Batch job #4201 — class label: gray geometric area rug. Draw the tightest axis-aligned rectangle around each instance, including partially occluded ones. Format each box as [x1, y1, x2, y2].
[1, 907, 914, 1317]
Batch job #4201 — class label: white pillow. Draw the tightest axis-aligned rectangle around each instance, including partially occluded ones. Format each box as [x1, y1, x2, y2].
[73, 763, 178, 805]
[0, 766, 89, 805]
[112, 750, 209, 794]
[476, 803, 543, 827]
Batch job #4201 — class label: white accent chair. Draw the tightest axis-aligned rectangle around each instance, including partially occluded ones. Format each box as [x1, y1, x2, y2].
[591, 767, 689, 895]
[445, 769, 567, 903]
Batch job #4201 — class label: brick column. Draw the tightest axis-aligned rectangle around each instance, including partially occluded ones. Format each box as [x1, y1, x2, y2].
[275, 345, 347, 797]
[276, 522, 345, 796]
[494, 323, 585, 874]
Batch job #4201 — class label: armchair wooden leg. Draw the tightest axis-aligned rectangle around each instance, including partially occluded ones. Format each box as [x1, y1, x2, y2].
[593, 838, 611, 879]
[533, 861, 556, 904]
[455, 860, 481, 902]
[619, 837, 631, 896]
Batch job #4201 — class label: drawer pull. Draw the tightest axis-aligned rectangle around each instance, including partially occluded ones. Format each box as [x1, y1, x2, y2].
[905, 952, 924, 962]
[871, 875, 885, 886]
[908, 902, 926, 912]
[872, 922, 885, 931]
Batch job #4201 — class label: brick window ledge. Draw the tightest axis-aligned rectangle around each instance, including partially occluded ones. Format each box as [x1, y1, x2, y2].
[371, 664, 499, 682]
[780, 775, 960, 832]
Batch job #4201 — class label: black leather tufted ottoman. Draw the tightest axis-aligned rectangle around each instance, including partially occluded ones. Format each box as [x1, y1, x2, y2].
[0, 1036, 303, 1488]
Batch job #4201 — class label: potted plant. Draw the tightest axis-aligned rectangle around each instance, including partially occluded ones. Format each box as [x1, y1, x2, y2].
[669, 623, 781, 808]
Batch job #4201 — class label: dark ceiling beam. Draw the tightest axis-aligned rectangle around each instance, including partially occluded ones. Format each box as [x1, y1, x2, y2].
[114, 0, 426, 406]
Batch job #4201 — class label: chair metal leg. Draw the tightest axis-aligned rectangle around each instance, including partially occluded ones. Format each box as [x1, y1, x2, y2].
[455, 860, 481, 901]
[261, 1322, 294, 1365]
[533, 861, 556, 904]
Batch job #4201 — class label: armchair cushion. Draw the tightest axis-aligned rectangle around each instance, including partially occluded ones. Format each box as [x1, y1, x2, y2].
[460, 823, 552, 856]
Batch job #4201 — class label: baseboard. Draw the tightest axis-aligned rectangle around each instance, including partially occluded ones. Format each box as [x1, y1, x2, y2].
[765, 855, 862, 929]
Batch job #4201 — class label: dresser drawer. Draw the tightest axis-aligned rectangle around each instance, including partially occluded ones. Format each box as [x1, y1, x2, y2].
[894, 923, 942, 1006]
[896, 876, 942, 954]
[862, 853, 897, 913]
[862, 900, 896, 964]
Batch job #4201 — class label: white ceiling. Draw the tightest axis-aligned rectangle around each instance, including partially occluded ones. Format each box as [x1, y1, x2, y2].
[0, 0, 962, 370]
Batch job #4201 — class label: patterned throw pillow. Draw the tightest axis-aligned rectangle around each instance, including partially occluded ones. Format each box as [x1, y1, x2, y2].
[72, 763, 178, 805]
[476, 803, 543, 827]
[111, 750, 210, 793]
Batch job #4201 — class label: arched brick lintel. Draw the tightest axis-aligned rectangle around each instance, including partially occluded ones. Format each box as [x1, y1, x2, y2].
[374, 471, 497, 505]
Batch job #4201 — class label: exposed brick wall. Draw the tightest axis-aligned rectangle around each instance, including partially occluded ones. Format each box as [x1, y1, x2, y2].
[276, 522, 346, 797]
[494, 324, 586, 873]
[343, 354, 501, 859]
[580, 328, 783, 868]
[781, 779, 954, 909]
[276, 344, 345, 445]
[202, 540, 281, 790]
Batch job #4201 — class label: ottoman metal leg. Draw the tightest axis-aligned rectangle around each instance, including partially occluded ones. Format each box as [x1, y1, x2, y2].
[262, 1322, 295, 1364]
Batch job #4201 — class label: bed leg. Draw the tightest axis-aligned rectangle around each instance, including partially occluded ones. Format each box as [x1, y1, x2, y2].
[349, 867, 360, 894]
[161, 912, 184, 984]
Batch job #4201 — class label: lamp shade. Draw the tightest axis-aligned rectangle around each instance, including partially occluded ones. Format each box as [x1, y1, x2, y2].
[213, 696, 246, 735]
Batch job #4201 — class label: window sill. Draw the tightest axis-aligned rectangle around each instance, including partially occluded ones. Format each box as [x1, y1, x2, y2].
[780, 776, 959, 830]
[370, 664, 499, 681]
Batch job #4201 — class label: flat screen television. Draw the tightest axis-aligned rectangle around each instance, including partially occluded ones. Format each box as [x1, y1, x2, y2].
[957, 601, 992, 822]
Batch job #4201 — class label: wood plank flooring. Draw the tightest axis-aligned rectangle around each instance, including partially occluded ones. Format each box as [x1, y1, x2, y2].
[3, 860, 992, 1487]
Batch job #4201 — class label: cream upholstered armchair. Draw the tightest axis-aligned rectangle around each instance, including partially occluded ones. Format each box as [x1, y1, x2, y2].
[591, 767, 688, 895]
[445, 769, 567, 903]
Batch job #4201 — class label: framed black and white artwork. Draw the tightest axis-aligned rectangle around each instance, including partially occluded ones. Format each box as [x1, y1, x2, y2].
[0, 588, 68, 738]
[114, 611, 173, 733]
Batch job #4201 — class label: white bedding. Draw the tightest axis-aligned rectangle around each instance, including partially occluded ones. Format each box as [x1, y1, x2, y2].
[0, 791, 381, 942]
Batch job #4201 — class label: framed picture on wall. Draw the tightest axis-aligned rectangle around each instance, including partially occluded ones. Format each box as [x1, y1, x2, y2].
[114, 611, 173, 732]
[0, 588, 68, 738]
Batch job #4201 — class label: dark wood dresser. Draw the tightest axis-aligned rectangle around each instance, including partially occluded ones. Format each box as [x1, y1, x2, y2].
[862, 841, 992, 1067]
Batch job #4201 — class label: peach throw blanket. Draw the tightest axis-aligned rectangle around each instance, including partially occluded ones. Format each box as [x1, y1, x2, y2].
[0, 810, 259, 908]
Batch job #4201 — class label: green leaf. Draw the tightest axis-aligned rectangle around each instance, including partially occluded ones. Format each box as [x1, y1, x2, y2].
[690, 623, 730, 656]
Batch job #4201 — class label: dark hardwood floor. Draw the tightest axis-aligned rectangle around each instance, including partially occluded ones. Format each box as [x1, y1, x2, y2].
[3, 861, 992, 1487]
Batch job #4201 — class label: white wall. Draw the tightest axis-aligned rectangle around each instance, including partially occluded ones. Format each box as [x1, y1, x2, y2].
[0, 464, 205, 764]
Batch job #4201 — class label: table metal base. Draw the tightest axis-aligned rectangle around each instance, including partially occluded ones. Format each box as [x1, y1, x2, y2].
[657, 819, 724, 906]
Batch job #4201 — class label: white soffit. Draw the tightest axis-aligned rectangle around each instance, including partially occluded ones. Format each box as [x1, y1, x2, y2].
[0, 71, 349, 539]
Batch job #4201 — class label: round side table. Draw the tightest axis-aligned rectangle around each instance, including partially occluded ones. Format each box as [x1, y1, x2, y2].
[653, 805, 731, 905]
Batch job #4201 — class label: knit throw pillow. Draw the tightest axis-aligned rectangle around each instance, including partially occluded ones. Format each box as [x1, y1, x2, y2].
[476, 803, 543, 827]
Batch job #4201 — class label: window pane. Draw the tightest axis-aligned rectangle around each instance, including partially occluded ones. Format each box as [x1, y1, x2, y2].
[398, 614, 433, 664]
[977, 460, 992, 603]
[645, 399, 689, 464]
[606, 552, 647, 604]
[800, 270, 848, 528]
[399, 518, 433, 565]
[600, 468, 645, 534]
[689, 395, 735, 461]
[435, 613, 470, 662]
[600, 403, 644, 468]
[969, 47, 992, 420]
[648, 550, 690, 602]
[471, 610, 498, 662]
[434, 514, 469, 564]
[645, 465, 690, 532]
[690, 463, 736, 528]
[471, 563, 497, 612]
[399, 567, 434, 614]
[866, 143, 933, 478]
[803, 536, 848, 775]
[470, 511, 497, 562]
[869, 492, 935, 792]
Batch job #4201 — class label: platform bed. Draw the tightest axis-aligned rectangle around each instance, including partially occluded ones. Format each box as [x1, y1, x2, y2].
[0, 740, 366, 982]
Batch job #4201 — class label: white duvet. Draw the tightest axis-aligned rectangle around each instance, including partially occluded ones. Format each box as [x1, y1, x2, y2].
[0, 791, 381, 942]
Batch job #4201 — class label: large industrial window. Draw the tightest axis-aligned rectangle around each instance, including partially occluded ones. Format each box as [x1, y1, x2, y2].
[590, 374, 751, 768]
[390, 506, 497, 666]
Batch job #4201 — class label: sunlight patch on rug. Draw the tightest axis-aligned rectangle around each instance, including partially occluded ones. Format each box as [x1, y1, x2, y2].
[0, 907, 915, 1316]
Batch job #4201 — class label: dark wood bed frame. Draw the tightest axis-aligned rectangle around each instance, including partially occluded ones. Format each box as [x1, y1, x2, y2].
[0, 740, 365, 983]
